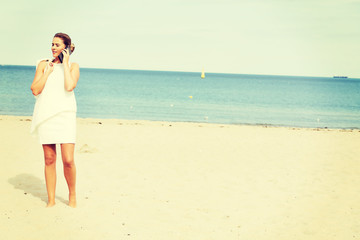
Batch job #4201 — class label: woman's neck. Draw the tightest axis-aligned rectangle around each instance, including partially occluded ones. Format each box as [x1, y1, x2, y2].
[52, 57, 62, 64]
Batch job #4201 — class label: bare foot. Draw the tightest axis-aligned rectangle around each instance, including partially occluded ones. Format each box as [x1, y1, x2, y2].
[46, 201, 56, 208]
[69, 194, 77, 208]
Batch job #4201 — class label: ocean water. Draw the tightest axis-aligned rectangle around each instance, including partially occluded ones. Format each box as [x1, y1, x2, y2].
[1, 65, 360, 129]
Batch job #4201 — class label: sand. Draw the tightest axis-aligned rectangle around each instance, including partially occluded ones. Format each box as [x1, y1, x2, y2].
[1, 115, 359, 240]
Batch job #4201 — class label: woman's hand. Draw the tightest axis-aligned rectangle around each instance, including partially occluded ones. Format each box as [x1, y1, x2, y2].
[47, 61, 54, 73]
[62, 48, 70, 64]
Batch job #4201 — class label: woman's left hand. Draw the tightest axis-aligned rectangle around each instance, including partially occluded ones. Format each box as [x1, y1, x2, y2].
[62, 48, 70, 64]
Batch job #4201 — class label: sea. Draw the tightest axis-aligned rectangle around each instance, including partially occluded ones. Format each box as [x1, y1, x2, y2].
[1, 65, 360, 129]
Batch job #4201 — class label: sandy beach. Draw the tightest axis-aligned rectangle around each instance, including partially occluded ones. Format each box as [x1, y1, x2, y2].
[1, 115, 359, 240]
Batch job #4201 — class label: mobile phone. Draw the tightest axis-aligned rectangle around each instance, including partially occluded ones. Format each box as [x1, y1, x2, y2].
[58, 45, 72, 63]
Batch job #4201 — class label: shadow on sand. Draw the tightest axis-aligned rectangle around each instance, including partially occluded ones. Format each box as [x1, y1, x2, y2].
[8, 173, 67, 205]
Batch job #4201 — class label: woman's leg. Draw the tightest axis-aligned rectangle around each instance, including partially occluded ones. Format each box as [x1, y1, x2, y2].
[43, 144, 57, 207]
[61, 143, 77, 207]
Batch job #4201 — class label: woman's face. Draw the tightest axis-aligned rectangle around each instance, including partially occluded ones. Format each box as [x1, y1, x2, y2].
[51, 37, 66, 58]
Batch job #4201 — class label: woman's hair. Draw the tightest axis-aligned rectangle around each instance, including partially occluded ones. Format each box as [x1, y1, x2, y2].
[54, 32, 75, 53]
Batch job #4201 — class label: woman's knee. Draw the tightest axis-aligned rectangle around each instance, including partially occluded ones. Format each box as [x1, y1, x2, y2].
[62, 155, 75, 168]
[61, 144, 75, 168]
[43, 145, 56, 166]
[44, 153, 56, 166]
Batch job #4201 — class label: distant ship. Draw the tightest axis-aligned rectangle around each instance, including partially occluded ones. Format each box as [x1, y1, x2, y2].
[201, 69, 205, 79]
[333, 76, 348, 78]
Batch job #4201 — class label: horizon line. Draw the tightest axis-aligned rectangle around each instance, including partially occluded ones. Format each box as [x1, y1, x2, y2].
[1, 63, 357, 79]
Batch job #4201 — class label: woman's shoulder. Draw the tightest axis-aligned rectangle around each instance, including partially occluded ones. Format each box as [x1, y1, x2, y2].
[36, 60, 49, 71]
[36, 58, 51, 70]
[37, 58, 51, 64]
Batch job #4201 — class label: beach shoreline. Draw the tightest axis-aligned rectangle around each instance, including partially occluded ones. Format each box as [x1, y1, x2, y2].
[1, 115, 359, 240]
[2, 114, 359, 131]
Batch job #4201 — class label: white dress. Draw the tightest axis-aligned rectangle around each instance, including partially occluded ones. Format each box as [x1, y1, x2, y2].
[31, 59, 77, 144]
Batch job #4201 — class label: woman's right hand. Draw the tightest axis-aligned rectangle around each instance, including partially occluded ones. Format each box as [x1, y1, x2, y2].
[46, 61, 54, 74]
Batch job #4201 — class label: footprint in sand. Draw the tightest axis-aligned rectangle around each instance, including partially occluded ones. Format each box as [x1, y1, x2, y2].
[78, 144, 98, 153]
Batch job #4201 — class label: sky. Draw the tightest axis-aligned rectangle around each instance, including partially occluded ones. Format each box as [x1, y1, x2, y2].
[1, 0, 359, 77]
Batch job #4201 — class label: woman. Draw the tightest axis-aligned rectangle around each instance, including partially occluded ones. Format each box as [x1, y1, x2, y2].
[30, 33, 80, 208]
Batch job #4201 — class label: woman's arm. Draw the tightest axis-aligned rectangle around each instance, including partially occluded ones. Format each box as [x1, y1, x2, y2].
[62, 48, 80, 91]
[30, 61, 54, 96]
[63, 63, 80, 92]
